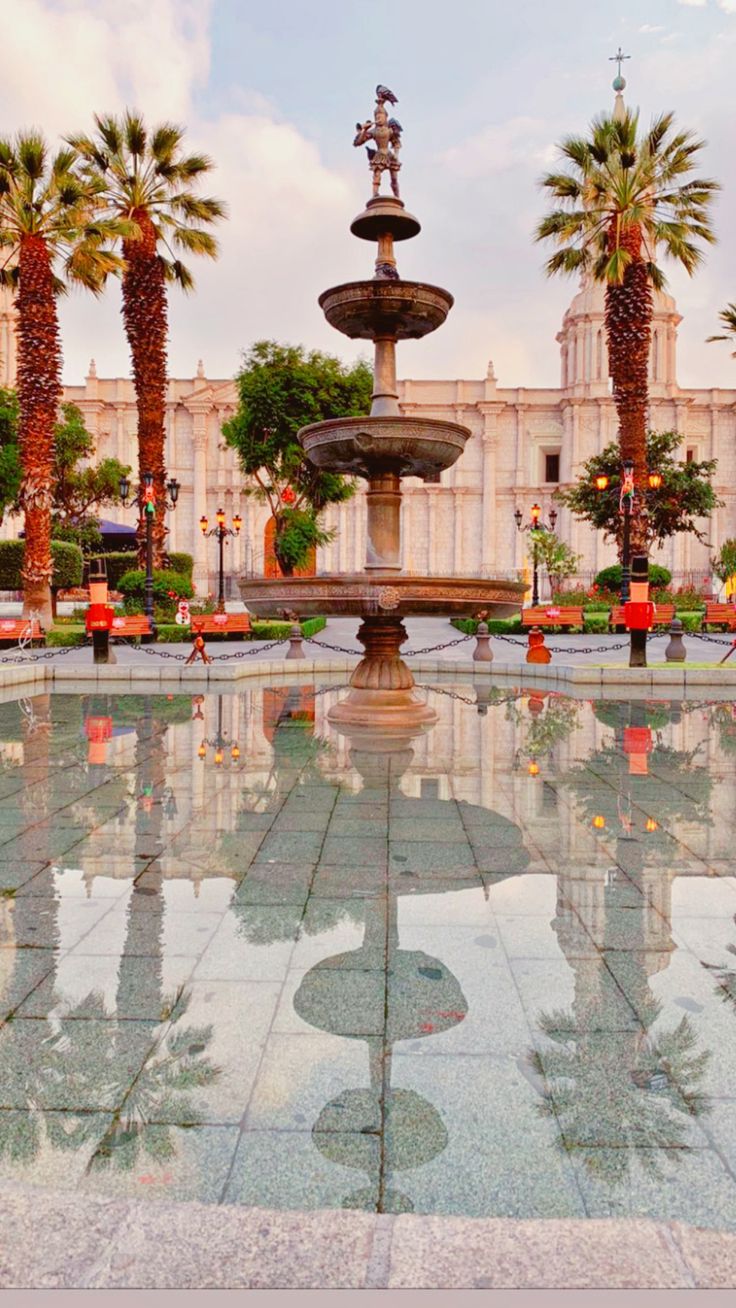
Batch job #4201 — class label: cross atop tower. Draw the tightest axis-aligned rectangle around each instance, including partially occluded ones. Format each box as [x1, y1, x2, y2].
[609, 46, 630, 81]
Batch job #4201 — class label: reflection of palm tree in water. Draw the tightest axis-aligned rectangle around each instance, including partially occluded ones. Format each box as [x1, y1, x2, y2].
[0, 698, 219, 1176]
[527, 836, 711, 1184]
[92, 697, 220, 1172]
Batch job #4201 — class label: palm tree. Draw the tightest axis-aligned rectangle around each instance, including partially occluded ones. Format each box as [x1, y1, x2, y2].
[68, 113, 226, 567]
[706, 303, 736, 356]
[536, 109, 718, 552]
[0, 133, 124, 624]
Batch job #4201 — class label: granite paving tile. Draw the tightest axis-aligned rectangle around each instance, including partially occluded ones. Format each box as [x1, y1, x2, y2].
[223, 1128, 379, 1212]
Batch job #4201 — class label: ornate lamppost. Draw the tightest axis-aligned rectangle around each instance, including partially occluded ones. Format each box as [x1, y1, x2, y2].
[118, 472, 180, 637]
[199, 508, 242, 612]
[514, 503, 557, 607]
[196, 694, 241, 767]
[594, 465, 661, 604]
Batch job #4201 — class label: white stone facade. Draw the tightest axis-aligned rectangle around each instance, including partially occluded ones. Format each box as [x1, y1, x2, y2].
[1, 279, 734, 597]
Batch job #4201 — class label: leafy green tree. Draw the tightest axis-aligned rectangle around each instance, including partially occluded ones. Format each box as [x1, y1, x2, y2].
[0, 386, 21, 522]
[711, 538, 736, 585]
[706, 303, 736, 357]
[555, 431, 721, 554]
[51, 402, 130, 553]
[223, 341, 372, 575]
[536, 108, 718, 552]
[530, 530, 581, 595]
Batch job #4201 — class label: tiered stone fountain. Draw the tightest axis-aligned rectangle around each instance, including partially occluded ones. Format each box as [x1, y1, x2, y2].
[240, 86, 525, 728]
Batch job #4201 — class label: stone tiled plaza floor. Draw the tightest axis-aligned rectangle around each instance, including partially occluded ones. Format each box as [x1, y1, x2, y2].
[0, 679, 735, 1285]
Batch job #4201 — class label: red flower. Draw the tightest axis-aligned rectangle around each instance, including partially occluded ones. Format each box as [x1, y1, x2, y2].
[282, 487, 296, 505]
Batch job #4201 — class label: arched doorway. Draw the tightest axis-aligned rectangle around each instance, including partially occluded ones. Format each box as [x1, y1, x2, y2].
[263, 516, 316, 578]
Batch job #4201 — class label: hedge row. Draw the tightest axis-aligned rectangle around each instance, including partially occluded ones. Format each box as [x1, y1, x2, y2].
[452, 611, 707, 636]
[45, 614, 328, 646]
[0, 539, 83, 590]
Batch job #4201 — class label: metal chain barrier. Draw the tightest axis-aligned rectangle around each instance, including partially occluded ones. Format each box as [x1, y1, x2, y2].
[304, 633, 476, 658]
[687, 631, 736, 648]
[0, 641, 87, 664]
[129, 636, 291, 662]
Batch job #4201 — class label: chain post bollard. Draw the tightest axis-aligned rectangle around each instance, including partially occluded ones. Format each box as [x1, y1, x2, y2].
[285, 623, 306, 660]
[665, 617, 687, 664]
[526, 626, 551, 664]
[472, 621, 493, 664]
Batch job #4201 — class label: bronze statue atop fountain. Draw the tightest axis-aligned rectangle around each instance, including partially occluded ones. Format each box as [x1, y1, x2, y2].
[353, 84, 402, 200]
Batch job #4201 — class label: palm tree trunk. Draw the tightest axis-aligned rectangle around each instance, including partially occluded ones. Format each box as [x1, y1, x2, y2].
[16, 236, 61, 628]
[605, 222, 652, 556]
[121, 211, 168, 570]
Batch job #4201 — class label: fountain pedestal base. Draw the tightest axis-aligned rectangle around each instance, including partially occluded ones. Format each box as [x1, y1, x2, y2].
[327, 616, 437, 730]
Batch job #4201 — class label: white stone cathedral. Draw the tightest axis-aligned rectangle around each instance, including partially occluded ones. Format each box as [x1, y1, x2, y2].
[1, 276, 734, 599]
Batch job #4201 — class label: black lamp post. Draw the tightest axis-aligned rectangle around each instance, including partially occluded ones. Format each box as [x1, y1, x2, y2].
[118, 472, 180, 637]
[594, 463, 661, 606]
[199, 508, 242, 612]
[514, 502, 558, 607]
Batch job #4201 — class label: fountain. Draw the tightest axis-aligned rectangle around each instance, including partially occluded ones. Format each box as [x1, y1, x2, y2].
[240, 86, 526, 727]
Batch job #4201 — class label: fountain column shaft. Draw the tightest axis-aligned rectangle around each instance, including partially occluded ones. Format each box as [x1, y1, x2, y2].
[365, 472, 402, 572]
[371, 336, 399, 416]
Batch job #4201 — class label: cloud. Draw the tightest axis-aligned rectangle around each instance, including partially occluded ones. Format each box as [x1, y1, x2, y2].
[717, 0, 736, 13]
[440, 117, 553, 180]
[677, 0, 707, 7]
[0, 0, 363, 383]
[639, 23, 666, 31]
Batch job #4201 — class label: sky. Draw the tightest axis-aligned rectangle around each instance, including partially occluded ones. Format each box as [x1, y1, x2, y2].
[2, 0, 736, 389]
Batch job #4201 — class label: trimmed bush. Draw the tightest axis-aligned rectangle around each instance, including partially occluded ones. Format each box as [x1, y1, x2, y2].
[0, 539, 83, 591]
[249, 616, 327, 640]
[47, 625, 87, 647]
[167, 552, 193, 579]
[451, 616, 523, 636]
[595, 563, 672, 594]
[583, 613, 609, 634]
[94, 551, 138, 590]
[118, 569, 194, 619]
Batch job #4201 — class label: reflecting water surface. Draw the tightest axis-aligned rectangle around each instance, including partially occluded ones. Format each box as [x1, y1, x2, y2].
[0, 684, 735, 1226]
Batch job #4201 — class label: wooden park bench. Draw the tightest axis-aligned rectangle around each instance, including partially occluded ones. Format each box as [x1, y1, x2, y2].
[704, 602, 736, 631]
[520, 606, 583, 631]
[0, 618, 44, 648]
[191, 612, 252, 640]
[109, 614, 154, 642]
[609, 603, 676, 632]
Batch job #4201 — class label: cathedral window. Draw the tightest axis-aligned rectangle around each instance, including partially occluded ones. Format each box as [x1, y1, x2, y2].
[543, 452, 560, 484]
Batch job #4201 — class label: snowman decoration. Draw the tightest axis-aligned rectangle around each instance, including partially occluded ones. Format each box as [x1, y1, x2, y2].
[175, 598, 191, 627]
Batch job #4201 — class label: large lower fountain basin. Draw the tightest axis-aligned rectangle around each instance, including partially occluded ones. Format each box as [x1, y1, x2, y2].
[319, 280, 453, 340]
[239, 573, 526, 619]
[298, 414, 470, 478]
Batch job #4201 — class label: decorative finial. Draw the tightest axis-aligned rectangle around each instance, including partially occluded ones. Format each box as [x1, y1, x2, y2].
[486, 358, 497, 381]
[353, 84, 402, 200]
[88, 358, 97, 378]
[196, 359, 205, 379]
[609, 46, 630, 122]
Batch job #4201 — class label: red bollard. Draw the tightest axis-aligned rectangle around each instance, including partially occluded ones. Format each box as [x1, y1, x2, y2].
[526, 626, 551, 664]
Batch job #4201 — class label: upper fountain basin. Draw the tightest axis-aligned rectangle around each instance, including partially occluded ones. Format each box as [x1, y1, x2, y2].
[319, 280, 453, 341]
[299, 414, 470, 479]
[238, 573, 526, 620]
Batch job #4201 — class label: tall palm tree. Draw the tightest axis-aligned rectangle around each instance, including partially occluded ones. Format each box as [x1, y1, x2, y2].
[536, 109, 718, 552]
[68, 113, 226, 567]
[0, 133, 124, 624]
[706, 303, 736, 356]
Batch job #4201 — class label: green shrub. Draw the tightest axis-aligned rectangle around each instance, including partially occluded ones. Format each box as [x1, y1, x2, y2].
[167, 552, 193, 579]
[47, 626, 87, 647]
[583, 613, 609, 634]
[0, 539, 83, 591]
[249, 616, 327, 641]
[673, 587, 707, 611]
[94, 551, 138, 590]
[678, 612, 702, 633]
[118, 569, 194, 620]
[450, 616, 523, 636]
[595, 563, 672, 594]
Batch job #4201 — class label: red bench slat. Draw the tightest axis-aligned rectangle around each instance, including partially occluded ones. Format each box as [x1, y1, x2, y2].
[0, 619, 44, 645]
[521, 607, 583, 628]
[705, 603, 736, 630]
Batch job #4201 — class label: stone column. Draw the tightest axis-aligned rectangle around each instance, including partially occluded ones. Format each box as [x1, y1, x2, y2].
[365, 473, 401, 572]
[192, 426, 209, 594]
[479, 406, 500, 577]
